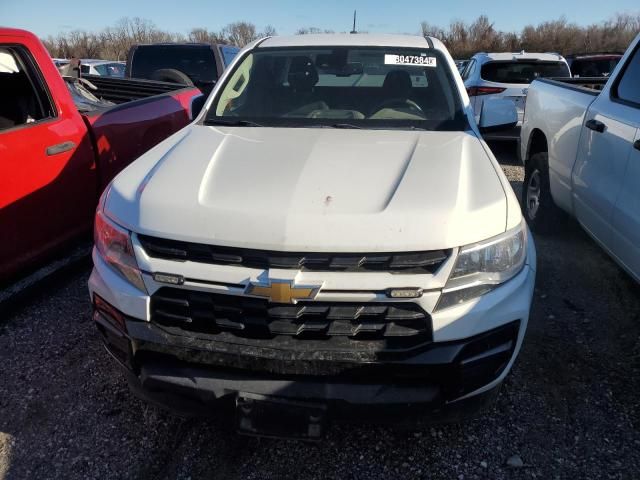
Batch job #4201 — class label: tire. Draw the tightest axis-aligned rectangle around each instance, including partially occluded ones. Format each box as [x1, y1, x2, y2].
[150, 68, 194, 86]
[521, 152, 564, 234]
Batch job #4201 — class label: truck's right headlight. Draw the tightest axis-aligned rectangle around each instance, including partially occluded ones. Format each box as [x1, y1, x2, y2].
[435, 221, 527, 311]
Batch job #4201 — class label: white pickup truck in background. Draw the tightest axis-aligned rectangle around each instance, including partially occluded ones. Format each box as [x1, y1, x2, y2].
[520, 33, 640, 282]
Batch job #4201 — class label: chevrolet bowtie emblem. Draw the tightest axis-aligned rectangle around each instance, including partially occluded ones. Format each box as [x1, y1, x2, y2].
[246, 280, 321, 304]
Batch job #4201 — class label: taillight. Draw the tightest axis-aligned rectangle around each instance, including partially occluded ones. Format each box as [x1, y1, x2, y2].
[466, 86, 507, 96]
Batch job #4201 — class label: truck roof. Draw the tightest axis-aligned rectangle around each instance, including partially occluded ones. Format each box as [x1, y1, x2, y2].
[473, 51, 566, 62]
[0, 27, 37, 39]
[258, 34, 443, 50]
[131, 42, 232, 48]
[565, 53, 623, 59]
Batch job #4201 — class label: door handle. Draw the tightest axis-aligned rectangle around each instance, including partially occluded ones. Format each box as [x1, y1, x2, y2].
[634, 139, 640, 151]
[585, 119, 606, 133]
[46, 141, 76, 156]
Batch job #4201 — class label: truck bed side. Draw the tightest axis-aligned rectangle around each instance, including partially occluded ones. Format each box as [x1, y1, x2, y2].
[521, 78, 600, 214]
[82, 75, 195, 104]
[82, 87, 198, 189]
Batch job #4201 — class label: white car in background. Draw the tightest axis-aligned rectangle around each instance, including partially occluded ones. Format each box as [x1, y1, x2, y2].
[80, 59, 125, 77]
[462, 51, 571, 139]
[52, 57, 69, 69]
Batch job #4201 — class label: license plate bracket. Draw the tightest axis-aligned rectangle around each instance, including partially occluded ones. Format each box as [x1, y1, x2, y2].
[236, 393, 328, 440]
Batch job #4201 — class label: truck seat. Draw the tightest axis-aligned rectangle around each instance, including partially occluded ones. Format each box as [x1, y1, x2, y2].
[0, 71, 40, 130]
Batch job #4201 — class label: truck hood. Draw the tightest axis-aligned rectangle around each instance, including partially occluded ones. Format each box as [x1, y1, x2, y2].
[107, 125, 508, 252]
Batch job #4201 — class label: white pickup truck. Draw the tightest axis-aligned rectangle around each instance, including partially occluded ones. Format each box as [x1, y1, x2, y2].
[521, 33, 640, 282]
[89, 34, 536, 438]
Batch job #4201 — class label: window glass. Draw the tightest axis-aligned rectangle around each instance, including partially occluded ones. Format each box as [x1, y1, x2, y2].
[461, 59, 475, 80]
[93, 64, 107, 75]
[92, 63, 125, 77]
[481, 61, 570, 84]
[615, 47, 640, 105]
[208, 46, 466, 131]
[0, 46, 55, 132]
[130, 45, 218, 82]
[106, 63, 125, 77]
[570, 58, 621, 78]
[220, 45, 240, 67]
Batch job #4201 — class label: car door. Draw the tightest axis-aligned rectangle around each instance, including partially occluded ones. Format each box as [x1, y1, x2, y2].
[0, 43, 97, 280]
[608, 42, 640, 281]
[571, 43, 639, 250]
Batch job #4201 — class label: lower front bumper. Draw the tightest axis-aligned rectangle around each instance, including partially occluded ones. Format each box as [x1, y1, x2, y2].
[125, 359, 503, 426]
[94, 296, 521, 423]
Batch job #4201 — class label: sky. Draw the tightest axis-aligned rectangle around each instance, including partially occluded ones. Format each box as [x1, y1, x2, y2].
[1, 0, 639, 38]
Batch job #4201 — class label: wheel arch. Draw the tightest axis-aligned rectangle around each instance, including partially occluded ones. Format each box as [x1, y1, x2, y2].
[526, 129, 548, 165]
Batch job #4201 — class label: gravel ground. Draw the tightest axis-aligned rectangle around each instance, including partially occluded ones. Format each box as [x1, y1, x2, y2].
[1, 142, 639, 480]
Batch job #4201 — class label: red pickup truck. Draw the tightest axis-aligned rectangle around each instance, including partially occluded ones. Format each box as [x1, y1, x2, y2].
[0, 28, 202, 283]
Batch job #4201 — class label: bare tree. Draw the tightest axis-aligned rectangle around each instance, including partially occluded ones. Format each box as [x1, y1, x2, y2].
[98, 17, 180, 60]
[40, 12, 640, 61]
[420, 22, 446, 40]
[188, 27, 225, 44]
[420, 12, 640, 58]
[42, 30, 100, 58]
[261, 25, 278, 37]
[222, 22, 258, 47]
[295, 27, 335, 35]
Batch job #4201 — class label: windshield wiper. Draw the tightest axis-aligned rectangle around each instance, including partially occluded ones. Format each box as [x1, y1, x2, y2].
[383, 125, 430, 131]
[204, 119, 264, 127]
[313, 123, 428, 131]
[305, 123, 363, 129]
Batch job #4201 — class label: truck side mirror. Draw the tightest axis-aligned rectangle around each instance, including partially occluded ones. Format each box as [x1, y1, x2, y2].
[478, 98, 518, 133]
[190, 94, 206, 121]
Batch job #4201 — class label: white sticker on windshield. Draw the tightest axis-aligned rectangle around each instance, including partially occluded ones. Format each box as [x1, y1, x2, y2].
[384, 54, 437, 67]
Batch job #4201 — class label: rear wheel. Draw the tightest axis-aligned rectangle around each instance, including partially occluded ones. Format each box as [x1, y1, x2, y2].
[522, 152, 563, 234]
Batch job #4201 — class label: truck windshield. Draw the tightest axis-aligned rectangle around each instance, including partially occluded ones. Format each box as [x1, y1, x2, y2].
[206, 46, 467, 131]
[481, 61, 570, 84]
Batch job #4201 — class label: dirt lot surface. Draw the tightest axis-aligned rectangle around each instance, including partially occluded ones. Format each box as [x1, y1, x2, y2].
[1, 142, 639, 480]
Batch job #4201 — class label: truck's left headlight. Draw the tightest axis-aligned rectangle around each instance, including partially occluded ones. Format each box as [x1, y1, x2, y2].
[94, 209, 146, 293]
[436, 221, 527, 311]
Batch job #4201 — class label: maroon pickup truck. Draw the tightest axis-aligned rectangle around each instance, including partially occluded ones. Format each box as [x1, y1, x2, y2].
[0, 28, 203, 283]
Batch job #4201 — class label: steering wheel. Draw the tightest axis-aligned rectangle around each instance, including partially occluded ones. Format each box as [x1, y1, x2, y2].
[372, 98, 425, 117]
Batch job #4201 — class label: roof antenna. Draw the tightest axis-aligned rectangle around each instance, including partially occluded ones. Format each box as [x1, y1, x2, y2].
[350, 10, 357, 34]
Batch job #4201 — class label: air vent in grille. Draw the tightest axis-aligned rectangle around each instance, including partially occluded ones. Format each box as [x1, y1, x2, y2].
[138, 235, 449, 274]
[150, 288, 432, 348]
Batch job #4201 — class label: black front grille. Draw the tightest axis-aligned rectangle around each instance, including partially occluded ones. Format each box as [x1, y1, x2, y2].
[150, 288, 432, 350]
[138, 235, 449, 274]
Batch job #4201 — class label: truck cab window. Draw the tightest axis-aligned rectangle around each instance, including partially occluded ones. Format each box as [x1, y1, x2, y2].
[0, 47, 54, 131]
[614, 47, 640, 106]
